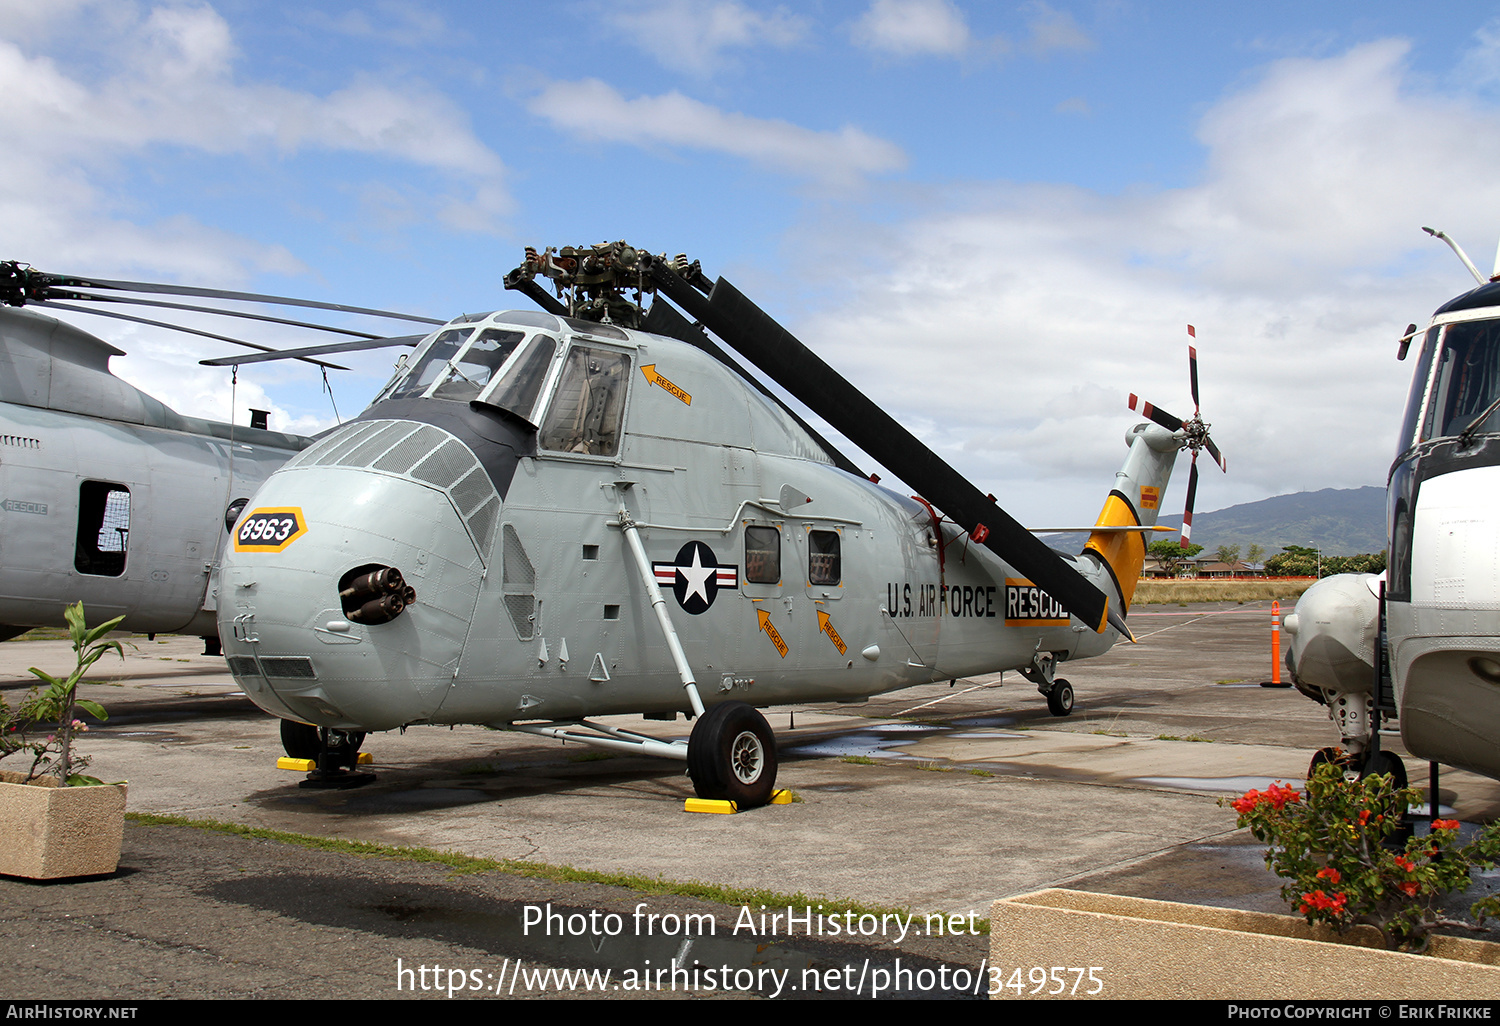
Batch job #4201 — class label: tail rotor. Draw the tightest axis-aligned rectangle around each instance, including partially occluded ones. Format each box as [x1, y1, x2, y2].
[1127, 326, 1227, 548]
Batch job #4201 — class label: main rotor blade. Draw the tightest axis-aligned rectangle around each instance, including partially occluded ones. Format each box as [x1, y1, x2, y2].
[643, 257, 1109, 632]
[31, 301, 348, 370]
[199, 334, 425, 367]
[23, 269, 444, 325]
[1180, 453, 1199, 549]
[54, 290, 392, 339]
[638, 298, 865, 478]
[1128, 393, 1184, 432]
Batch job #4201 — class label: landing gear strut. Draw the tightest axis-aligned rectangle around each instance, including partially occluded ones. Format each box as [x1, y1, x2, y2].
[279, 719, 373, 789]
[1021, 652, 1074, 717]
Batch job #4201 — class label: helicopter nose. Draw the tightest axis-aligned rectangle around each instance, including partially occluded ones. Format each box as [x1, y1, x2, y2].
[218, 419, 501, 731]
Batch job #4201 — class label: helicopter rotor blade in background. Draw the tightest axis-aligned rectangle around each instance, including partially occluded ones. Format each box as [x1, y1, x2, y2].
[199, 334, 426, 367]
[30, 300, 350, 370]
[642, 254, 1112, 634]
[2, 264, 445, 325]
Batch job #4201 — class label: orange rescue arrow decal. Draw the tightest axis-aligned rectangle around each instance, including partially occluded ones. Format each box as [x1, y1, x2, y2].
[816, 609, 847, 655]
[756, 606, 788, 658]
[640, 364, 692, 405]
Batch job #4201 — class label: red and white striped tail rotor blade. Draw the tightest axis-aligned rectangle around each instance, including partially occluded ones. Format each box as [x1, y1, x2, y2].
[1127, 393, 1184, 432]
[1188, 342, 1201, 415]
[1180, 452, 1200, 549]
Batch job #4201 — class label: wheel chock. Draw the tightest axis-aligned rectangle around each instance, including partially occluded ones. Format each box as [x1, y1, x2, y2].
[277, 757, 316, 772]
[684, 790, 794, 813]
[685, 798, 738, 814]
[357, 751, 373, 765]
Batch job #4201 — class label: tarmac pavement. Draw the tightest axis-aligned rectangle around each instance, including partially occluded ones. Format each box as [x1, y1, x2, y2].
[5, 600, 1499, 1000]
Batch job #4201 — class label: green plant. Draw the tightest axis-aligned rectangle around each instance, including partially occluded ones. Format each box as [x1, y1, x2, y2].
[1223, 764, 1500, 951]
[0, 603, 124, 785]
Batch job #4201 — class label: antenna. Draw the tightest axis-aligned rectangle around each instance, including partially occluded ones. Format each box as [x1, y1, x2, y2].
[1422, 227, 1486, 285]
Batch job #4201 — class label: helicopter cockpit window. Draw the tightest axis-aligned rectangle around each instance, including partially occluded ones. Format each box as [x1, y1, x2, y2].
[481, 335, 558, 422]
[429, 328, 525, 402]
[746, 526, 781, 585]
[386, 327, 474, 401]
[1422, 319, 1500, 441]
[537, 346, 631, 456]
[75, 481, 130, 577]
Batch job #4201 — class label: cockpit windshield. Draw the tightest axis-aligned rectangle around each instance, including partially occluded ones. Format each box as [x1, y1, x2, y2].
[1420, 319, 1500, 443]
[385, 327, 474, 401]
[429, 328, 525, 402]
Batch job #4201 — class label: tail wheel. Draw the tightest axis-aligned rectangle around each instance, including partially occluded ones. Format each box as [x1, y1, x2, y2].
[1046, 679, 1075, 717]
[687, 701, 778, 808]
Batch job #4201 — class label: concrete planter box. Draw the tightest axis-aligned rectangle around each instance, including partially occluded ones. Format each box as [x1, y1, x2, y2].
[0, 770, 127, 879]
[990, 889, 1500, 1000]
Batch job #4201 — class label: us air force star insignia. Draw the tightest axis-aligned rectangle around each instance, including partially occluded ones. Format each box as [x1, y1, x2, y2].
[653, 541, 739, 615]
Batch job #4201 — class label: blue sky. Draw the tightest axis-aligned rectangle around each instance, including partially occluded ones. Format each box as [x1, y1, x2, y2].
[6, 1, 1500, 530]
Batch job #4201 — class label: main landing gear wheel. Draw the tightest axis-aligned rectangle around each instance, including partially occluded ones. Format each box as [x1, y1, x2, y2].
[687, 701, 778, 808]
[280, 721, 366, 765]
[1046, 679, 1074, 717]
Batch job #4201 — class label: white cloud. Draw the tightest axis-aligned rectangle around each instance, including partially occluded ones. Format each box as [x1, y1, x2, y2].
[0, 2, 511, 281]
[851, 0, 972, 58]
[607, 0, 807, 75]
[527, 78, 906, 186]
[789, 40, 1500, 528]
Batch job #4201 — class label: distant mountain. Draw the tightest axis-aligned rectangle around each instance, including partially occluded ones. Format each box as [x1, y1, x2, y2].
[1158, 486, 1386, 556]
[1040, 486, 1387, 557]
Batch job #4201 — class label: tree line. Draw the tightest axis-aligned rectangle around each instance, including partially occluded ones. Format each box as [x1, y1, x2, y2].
[1145, 540, 1386, 578]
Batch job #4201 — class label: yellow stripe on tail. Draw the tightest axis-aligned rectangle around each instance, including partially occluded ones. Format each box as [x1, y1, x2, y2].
[1085, 491, 1145, 612]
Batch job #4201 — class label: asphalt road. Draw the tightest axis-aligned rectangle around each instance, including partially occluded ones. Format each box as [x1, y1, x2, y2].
[4, 600, 1498, 1000]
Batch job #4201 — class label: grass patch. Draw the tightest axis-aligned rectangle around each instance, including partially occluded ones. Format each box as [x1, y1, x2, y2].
[567, 751, 616, 763]
[1214, 679, 1245, 685]
[1132, 579, 1314, 604]
[124, 812, 943, 925]
[839, 755, 877, 765]
[967, 768, 994, 778]
[1090, 729, 1128, 737]
[916, 762, 953, 773]
[1154, 734, 1213, 743]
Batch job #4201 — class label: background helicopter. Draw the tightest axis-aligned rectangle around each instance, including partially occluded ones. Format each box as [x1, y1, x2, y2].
[1285, 226, 1500, 791]
[0, 261, 439, 647]
[210, 241, 1223, 806]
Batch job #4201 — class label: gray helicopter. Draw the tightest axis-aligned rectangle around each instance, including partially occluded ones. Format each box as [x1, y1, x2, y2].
[0, 261, 439, 647]
[208, 242, 1221, 806]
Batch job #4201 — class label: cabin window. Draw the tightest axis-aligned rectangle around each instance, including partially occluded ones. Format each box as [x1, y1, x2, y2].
[745, 526, 781, 584]
[484, 335, 558, 421]
[75, 481, 130, 577]
[429, 328, 525, 401]
[808, 530, 841, 585]
[386, 327, 474, 400]
[538, 346, 631, 456]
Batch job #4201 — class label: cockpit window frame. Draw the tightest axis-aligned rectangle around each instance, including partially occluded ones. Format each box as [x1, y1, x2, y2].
[535, 340, 635, 462]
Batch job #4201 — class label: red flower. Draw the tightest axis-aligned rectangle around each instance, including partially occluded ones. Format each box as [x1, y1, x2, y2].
[1231, 790, 1261, 814]
[1400, 881, 1420, 898]
[1432, 819, 1461, 831]
[1264, 782, 1301, 809]
[1358, 810, 1371, 826]
[1317, 867, 1341, 885]
[1394, 856, 1416, 873]
[1299, 890, 1348, 914]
